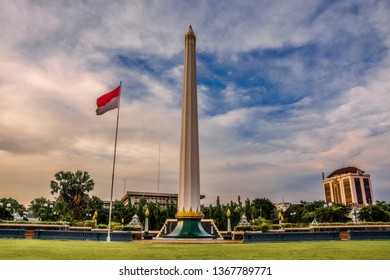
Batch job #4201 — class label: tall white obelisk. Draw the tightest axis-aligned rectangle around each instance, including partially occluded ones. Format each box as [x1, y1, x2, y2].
[166, 26, 213, 238]
[178, 25, 200, 217]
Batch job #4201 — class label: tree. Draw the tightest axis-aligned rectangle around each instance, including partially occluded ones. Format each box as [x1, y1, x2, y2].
[84, 195, 105, 223]
[315, 203, 350, 223]
[1, 197, 25, 220]
[50, 170, 95, 220]
[284, 204, 305, 223]
[244, 198, 251, 219]
[360, 203, 390, 222]
[112, 200, 128, 223]
[30, 197, 53, 221]
[252, 198, 275, 220]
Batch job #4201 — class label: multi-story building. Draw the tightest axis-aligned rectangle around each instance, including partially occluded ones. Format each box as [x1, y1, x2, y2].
[121, 191, 205, 208]
[322, 166, 374, 206]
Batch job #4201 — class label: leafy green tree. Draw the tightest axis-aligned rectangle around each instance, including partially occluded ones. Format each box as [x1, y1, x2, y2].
[213, 196, 224, 229]
[252, 198, 275, 220]
[360, 203, 390, 222]
[112, 200, 128, 223]
[85, 195, 106, 223]
[244, 198, 251, 219]
[50, 170, 95, 220]
[29, 197, 53, 221]
[1, 197, 25, 220]
[284, 204, 305, 223]
[52, 198, 70, 221]
[201, 204, 213, 219]
[135, 197, 147, 224]
[165, 197, 177, 218]
[315, 203, 349, 223]
[300, 200, 325, 223]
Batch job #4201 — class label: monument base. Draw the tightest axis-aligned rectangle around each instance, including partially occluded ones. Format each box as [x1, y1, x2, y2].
[163, 217, 215, 239]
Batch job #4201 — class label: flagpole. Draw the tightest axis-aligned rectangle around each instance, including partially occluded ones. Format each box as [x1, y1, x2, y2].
[107, 80, 122, 242]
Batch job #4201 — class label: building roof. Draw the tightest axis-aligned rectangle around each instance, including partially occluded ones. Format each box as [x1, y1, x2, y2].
[327, 166, 365, 178]
[125, 191, 178, 198]
[121, 191, 205, 202]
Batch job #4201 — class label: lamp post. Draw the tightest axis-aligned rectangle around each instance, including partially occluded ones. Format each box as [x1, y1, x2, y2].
[53, 211, 59, 221]
[43, 202, 53, 221]
[222, 208, 233, 240]
[143, 208, 152, 239]
[324, 202, 333, 223]
[0, 202, 8, 220]
[226, 208, 232, 235]
[1, 202, 13, 220]
[290, 211, 296, 223]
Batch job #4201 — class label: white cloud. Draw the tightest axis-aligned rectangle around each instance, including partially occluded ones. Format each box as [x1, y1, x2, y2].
[1, 0, 390, 206]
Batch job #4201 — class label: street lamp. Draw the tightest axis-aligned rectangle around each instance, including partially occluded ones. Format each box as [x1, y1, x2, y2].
[143, 208, 153, 239]
[226, 208, 232, 235]
[290, 211, 296, 222]
[0, 202, 12, 220]
[324, 202, 333, 222]
[53, 211, 59, 221]
[40, 202, 52, 221]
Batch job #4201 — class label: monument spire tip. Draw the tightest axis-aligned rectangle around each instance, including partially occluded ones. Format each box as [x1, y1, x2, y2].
[187, 25, 194, 35]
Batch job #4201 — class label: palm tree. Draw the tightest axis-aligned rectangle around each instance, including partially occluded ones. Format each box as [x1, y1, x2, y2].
[50, 170, 95, 220]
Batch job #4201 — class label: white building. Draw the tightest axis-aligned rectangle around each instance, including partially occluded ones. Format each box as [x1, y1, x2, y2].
[322, 166, 374, 206]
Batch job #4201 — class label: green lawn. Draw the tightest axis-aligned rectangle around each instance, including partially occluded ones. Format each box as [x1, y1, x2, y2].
[1, 239, 390, 260]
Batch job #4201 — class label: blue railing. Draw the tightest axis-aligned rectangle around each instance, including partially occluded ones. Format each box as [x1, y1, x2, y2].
[33, 230, 132, 242]
[349, 230, 390, 240]
[243, 231, 340, 242]
[0, 228, 26, 239]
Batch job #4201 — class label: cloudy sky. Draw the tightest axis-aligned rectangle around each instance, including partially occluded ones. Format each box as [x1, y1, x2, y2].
[1, 0, 389, 207]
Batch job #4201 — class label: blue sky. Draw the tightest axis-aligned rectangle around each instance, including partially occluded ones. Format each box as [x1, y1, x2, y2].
[1, 0, 389, 207]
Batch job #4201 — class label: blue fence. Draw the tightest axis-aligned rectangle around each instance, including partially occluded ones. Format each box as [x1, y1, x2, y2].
[33, 230, 132, 242]
[0, 229, 26, 239]
[349, 230, 390, 240]
[243, 231, 340, 243]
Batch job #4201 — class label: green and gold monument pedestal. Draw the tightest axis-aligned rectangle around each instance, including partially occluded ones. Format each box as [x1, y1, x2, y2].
[164, 218, 214, 239]
[164, 209, 215, 239]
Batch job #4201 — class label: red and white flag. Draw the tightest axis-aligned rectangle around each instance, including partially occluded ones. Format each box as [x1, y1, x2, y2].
[96, 85, 121, 115]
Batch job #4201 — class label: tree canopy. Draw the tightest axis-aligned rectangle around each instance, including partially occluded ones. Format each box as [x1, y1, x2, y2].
[50, 170, 95, 220]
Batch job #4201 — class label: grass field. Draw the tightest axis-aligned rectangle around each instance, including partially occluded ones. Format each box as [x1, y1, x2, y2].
[1, 239, 390, 260]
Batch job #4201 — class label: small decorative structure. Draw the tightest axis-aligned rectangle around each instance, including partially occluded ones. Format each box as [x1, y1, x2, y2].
[278, 211, 284, 224]
[237, 214, 251, 227]
[128, 214, 143, 230]
[349, 205, 360, 223]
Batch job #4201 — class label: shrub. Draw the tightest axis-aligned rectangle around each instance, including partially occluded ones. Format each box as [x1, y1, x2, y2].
[115, 225, 142, 232]
[234, 217, 272, 232]
[72, 221, 85, 227]
[84, 220, 96, 227]
[110, 222, 122, 230]
[252, 224, 271, 232]
[281, 223, 310, 228]
[96, 224, 108, 229]
[234, 225, 252, 232]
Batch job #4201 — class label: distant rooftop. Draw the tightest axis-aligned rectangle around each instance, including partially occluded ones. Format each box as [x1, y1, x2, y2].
[327, 166, 365, 178]
[121, 191, 205, 202]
